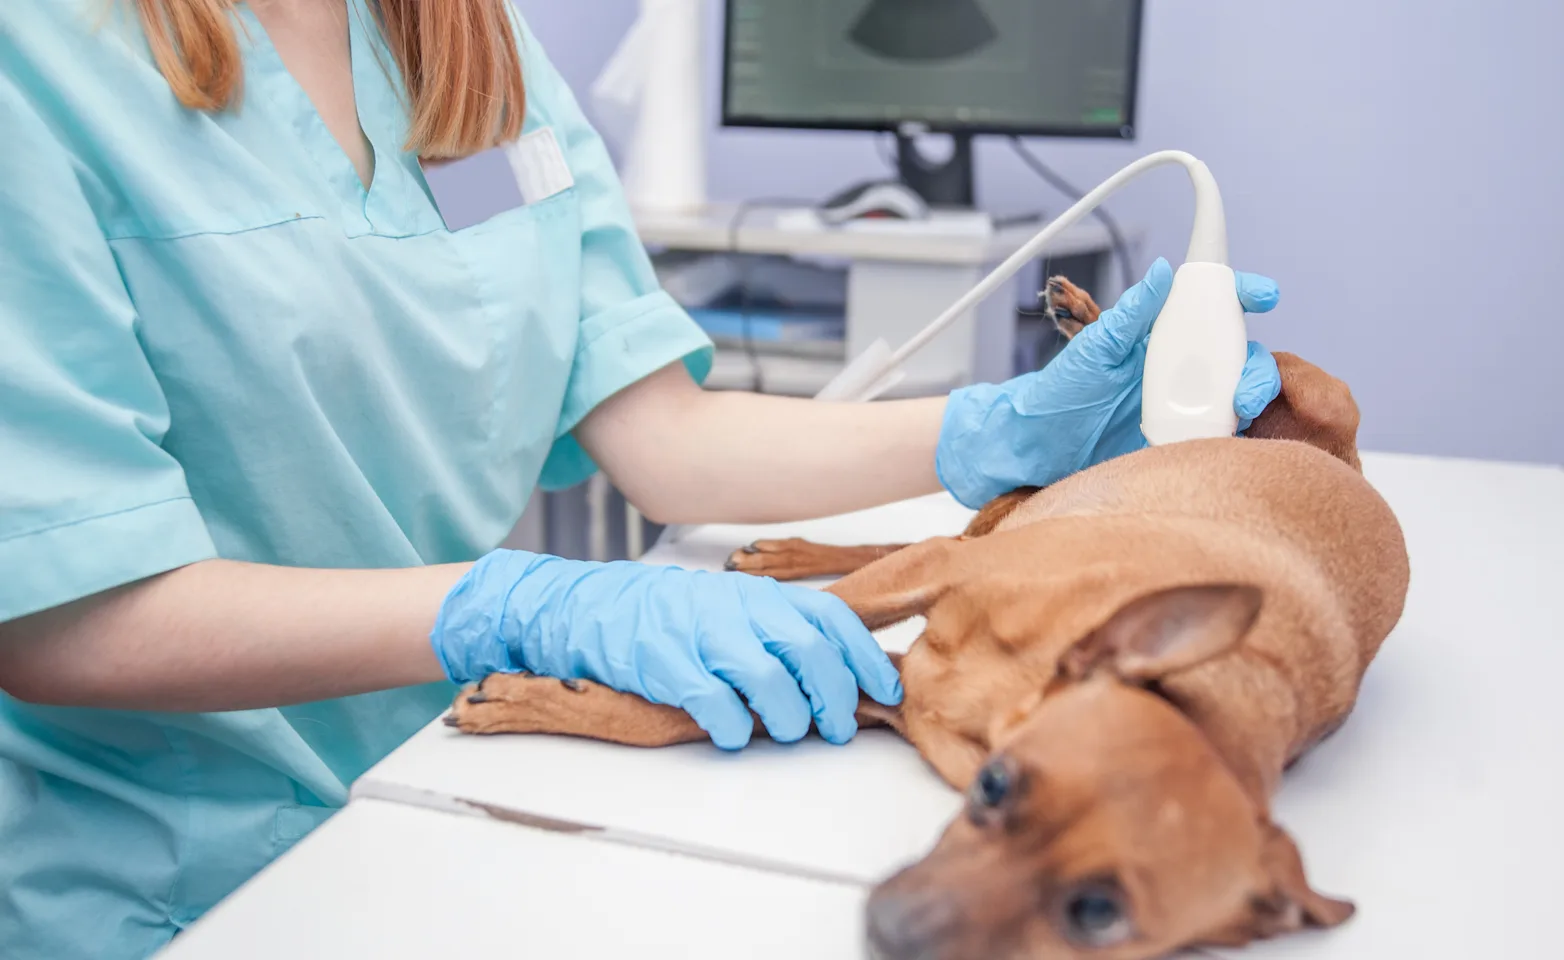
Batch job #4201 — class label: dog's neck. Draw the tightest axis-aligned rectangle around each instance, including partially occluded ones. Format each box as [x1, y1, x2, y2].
[1148, 666, 1296, 804]
[1025, 665, 1279, 808]
[1038, 643, 1288, 806]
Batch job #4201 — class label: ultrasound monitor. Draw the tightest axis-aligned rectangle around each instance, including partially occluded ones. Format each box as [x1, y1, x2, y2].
[722, 0, 1145, 204]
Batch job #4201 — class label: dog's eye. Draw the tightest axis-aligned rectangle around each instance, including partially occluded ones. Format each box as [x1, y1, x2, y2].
[971, 760, 1011, 808]
[1061, 882, 1133, 948]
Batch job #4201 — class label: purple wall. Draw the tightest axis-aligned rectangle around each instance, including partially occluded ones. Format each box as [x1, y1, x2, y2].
[509, 0, 1564, 465]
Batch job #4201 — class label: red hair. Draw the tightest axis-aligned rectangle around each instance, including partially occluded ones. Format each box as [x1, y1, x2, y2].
[129, 0, 525, 158]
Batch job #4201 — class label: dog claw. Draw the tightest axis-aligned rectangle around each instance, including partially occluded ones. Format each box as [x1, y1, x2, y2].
[467, 691, 489, 705]
[443, 712, 461, 728]
[560, 678, 586, 693]
[723, 557, 740, 571]
[741, 543, 760, 554]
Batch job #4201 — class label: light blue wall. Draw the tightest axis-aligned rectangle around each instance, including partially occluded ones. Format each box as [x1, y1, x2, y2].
[512, 0, 1564, 465]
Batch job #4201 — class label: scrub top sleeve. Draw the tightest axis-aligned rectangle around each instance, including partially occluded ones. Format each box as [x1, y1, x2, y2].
[510, 15, 716, 492]
[0, 78, 217, 623]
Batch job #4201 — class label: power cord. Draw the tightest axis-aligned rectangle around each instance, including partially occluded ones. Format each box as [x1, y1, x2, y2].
[1007, 136, 1137, 295]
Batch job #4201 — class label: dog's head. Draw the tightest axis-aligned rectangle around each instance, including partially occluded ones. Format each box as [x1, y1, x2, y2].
[867, 584, 1353, 960]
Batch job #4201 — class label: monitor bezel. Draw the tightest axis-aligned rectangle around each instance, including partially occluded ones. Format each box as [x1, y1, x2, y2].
[719, 0, 1145, 141]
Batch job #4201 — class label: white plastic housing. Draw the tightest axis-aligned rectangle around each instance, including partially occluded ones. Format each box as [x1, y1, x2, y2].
[1141, 262, 1248, 445]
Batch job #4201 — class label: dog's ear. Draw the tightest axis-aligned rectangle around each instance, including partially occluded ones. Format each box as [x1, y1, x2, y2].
[1062, 584, 1263, 683]
[1247, 822, 1356, 936]
[986, 689, 1044, 746]
[1198, 822, 1354, 947]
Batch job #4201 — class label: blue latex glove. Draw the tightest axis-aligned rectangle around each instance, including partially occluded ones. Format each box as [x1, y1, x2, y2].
[935, 258, 1282, 508]
[430, 552, 904, 750]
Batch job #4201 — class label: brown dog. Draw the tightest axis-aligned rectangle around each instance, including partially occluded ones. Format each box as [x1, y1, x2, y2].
[445, 278, 1410, 959]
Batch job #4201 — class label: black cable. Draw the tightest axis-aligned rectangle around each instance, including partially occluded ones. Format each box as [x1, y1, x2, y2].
[1006, 136, 1137, 295]
[724, 198, 814, 393]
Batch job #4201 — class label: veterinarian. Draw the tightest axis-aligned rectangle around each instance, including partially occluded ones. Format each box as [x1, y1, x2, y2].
[0, 2, 1287, 956]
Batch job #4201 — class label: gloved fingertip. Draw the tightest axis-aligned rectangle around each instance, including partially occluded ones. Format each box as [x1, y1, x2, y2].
[686, 687, 759, 750]
[1122, 258, 1173, 313]
[711, 730, 751, 751]
[853, 652, 901, 706]
[1234, 347, 1282, 422]
[767, 719, 810, 745]
[751, 682, 812, 744]
[1146, 257, 1174, 292]
[1235, 384, 1278, 421]
[698, 713, 753, 750]
[873, 672, 905, 707]
[1107, 257, 1169, 340]
[1235, 272, 1281, 313]
[1092, 258, 1173, 357]
[818, 715, 858, 746]
[801, 592, 902, 705]
[1234, 393, 1270, 423]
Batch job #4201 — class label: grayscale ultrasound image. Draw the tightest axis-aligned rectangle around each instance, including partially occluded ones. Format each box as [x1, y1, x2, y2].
[848, 0, 999, 62]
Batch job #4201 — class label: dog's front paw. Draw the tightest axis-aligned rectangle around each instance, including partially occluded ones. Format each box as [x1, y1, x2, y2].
[443, 673, 591, 735]
[726, 538, 904, 581]
[724, 538, 829, 580]
[443, 671, 713, 747]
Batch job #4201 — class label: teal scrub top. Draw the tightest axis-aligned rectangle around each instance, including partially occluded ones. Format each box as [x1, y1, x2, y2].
[0, 2, 712, 956]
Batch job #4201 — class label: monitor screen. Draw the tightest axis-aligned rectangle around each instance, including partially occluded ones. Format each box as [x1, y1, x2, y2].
[722, 0, 1143, 138]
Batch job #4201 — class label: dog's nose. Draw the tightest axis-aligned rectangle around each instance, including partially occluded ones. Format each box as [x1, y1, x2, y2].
[865, 892, 959, 960]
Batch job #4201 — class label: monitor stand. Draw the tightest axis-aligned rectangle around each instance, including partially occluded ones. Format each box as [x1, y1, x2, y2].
[896, 131, 975, 209]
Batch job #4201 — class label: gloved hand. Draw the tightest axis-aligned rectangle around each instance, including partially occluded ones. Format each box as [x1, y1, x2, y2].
[430, 552, 903, 750]
[935, 258, 1282, 508]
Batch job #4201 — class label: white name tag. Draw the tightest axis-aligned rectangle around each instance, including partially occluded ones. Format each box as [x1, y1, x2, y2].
[504, 127, 575, 205]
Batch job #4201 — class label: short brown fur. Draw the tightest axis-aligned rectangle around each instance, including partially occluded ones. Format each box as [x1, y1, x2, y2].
[446, 277, 1409, 959]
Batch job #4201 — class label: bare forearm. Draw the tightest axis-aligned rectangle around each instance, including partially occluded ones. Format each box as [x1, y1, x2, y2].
[580, 365, 947, 524]
[672, 390, 946, 521]
[0, 559, 465, 711]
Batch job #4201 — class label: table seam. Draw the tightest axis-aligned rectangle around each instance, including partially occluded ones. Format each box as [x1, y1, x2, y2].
[350, 780, 874, 891]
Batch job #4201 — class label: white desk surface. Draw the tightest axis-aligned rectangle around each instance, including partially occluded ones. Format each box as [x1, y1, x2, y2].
[349, 452, 1562, 956]
[354, 494, 972, 885]
[635, 202, 1116, 266]
[159, 799, 868, 959]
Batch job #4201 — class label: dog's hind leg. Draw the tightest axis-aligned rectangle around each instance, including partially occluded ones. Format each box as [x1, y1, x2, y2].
[1245, 352, 1363, 471]
[1042, 275, 1103, 339]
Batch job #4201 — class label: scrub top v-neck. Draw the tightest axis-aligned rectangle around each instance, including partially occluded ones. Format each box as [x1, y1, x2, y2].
[0, 2, 712, 957]
[238, 0, 443, 238]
